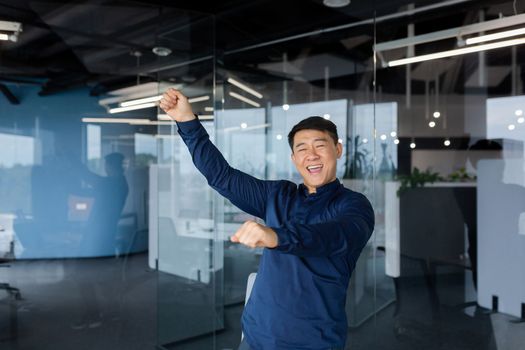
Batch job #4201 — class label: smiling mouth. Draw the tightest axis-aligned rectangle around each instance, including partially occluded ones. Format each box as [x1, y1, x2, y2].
[306, 164, 323, 174]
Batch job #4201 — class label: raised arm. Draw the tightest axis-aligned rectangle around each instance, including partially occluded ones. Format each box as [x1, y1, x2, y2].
[159, 89, 276, 219]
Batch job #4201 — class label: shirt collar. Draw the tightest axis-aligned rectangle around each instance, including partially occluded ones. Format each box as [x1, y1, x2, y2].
[299, 178, 341, 197]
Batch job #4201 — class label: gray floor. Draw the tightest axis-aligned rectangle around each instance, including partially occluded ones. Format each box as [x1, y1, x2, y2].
[0, 254, 158, 350]
[1, 254, 524, 350]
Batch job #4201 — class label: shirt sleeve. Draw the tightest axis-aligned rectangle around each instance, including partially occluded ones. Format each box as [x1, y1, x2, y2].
[177, 118, 276, 219]
[271, 193, 374, 257]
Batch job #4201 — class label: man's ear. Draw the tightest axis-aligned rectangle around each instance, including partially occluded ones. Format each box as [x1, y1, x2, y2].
[336, 142, 343, 159]
[291, 152, 295, 162]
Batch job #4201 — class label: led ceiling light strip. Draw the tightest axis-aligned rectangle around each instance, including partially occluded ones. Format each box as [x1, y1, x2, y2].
[376, 13, 525, 52]
[222, 123, 270, 133]
[120, 95, 162, 107]
[244, 123, 270, 131]
[0, 34, 8, 40]
[227, 78, 263, 99]
[128, 120, 173, 125]
[197, 115, 214, 120]
[82, 118, 150, 123]
[388, 37, 525, 67]
[157, 114, 214, 121]
[188, 95, 210, 103]
[465, 27, 525, 45]
[228, 91, 261, 107]
[109, 102, 157, 114]
[119, 94, 210, 109]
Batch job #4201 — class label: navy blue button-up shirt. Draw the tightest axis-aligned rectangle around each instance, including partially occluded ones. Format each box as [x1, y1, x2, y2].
[178, 119, 374, 350]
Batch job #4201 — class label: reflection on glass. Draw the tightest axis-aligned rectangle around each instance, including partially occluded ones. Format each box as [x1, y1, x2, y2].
[215, 107, 266, 306]
[0, 83, 156, 348]
[0, 132, 36, 257]
[155, 84, 221, 348]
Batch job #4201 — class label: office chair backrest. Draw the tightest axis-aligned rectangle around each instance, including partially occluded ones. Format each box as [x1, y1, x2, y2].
[241, 272, 257, 341]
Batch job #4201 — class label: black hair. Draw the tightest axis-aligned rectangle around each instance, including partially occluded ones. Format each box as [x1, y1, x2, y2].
[287, 116, 339, 150]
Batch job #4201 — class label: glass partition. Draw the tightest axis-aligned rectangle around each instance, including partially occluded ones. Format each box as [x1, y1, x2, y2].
[0, 86, 156, 348]
[3, 1, 523, 349]
[0, 3, 215, 349]
[152, 11, 219, 350]
[375, 1, 525, 349]
[215, 7, 386, 346]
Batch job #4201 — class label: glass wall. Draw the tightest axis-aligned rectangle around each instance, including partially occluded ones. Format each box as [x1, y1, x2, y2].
[151, 9, 218, 350]
[213, 6, 387, 347]
[0, 85, 157, 349]
[2, 1, 525, 349]
[0, 3, 214, 350]
[373, 1, 525, 349]
[205, 1, 525, 349]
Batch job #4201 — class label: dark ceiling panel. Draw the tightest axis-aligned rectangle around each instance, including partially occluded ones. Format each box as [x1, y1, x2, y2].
[0, 0, 523, 95]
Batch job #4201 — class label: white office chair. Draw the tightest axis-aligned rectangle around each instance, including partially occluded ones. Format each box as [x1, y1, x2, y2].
[241, 272, 257, 341]
[245, 272, 257, 305]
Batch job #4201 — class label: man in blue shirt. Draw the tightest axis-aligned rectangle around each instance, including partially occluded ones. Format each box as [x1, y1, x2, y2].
[160, 89, 374, 350]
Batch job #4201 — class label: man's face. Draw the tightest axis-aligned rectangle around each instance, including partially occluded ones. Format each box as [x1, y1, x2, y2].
[291, 129, 342, 193]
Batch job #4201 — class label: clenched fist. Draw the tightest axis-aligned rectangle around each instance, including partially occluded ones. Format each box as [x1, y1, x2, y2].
[230, 220, 278, 249]
[159, 89, 196, 122]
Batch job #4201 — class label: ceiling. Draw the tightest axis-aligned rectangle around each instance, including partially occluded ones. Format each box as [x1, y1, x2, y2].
[0, 0, 522, 100]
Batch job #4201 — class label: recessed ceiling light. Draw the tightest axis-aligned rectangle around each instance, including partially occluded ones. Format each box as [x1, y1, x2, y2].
[433, 111, 441, 118]
[394, 139, 400, 145]
[152, 47, 172, 57]
[444, 139, 451, 146]
[410, 142, 416, 149]
[429, 121, 436, 128]
[282, 104, 290, 111]
[323, 0, 350, 8]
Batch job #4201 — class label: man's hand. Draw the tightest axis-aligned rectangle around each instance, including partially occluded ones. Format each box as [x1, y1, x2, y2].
[230, 220, 278, 249]
[159, 89, 196, 122]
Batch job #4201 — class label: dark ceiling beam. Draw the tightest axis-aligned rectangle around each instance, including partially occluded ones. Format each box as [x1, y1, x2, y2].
[441, 10, 479, 94]
[129, 0, 255, 16]
[0, 76, 43, 86]
[0, 13, 151, 51]
[116, 1, 476, 78]
[89, 75, 157, 97]
[111, 8, 208, 38]
[38, 78, 88, 96]
[0, 84, 20, 104]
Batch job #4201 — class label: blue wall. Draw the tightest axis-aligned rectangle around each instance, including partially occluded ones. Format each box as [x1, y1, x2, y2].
[0, 84, 149, 259]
